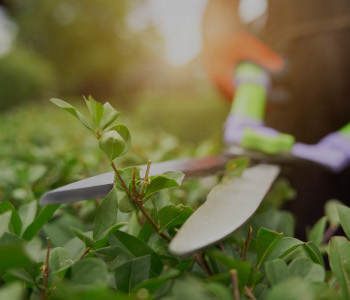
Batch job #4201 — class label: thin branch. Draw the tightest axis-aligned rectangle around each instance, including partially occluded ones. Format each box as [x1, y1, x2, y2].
[243, 226, 252, 261]
[194, 253, 213, 277]
[140, 160, 151, 199]
[78, 246, 92, 261]
[127, 162, 214, 278]
[219, 242, 226, 254]
[230, 269, 240, 300]
[41, 238, 51, 300]
[244, 286, 257, 300]
[132, 196, 171, 242]
[132, 166, 137, 195]
[194, 202, 200, 211]
[95, 130, 102, 139]
[110, 161, 129, 194]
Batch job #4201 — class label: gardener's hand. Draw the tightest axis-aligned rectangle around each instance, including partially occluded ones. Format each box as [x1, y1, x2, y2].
[202, 31, 284, 101]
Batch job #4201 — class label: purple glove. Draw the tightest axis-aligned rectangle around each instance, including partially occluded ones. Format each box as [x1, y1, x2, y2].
[292, 132, 350, 172]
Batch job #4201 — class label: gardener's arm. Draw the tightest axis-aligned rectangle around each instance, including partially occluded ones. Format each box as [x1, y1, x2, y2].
[202, 0, 284, 101]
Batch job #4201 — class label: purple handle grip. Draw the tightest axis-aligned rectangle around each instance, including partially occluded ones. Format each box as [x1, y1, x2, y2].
[292, 132, 350, 172]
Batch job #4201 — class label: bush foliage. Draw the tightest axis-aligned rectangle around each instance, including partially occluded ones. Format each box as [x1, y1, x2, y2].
[1, 98, 350, 300]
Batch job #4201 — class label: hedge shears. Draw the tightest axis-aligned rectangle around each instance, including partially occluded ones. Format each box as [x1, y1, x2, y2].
[40, 62, 350, 258]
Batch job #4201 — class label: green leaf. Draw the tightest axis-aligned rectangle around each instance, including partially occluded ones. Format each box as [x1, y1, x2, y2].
[168, 276, 213, 299]
[50, 98, 93, 131]
[50, 247, 73, 276]
[288, 257, 325, 282]
[256, 228, 283, 269]
[175, 258, 195, 276]
[18, 201, 37, 234]
[0, 282, 24, 300]
[0, 201, 22, 236]
[70, 227, 95, 248]
[324, 199, 342, 228]
[269, 237, 304, 261]
[117, 190, 136, 213]
[303, 242, 324, 267]
[265, 277, 314, 300]
[265, 258, 289, 286]
[138, 220, 156, 243]
[309, 282, 342, 300]
[158, 204, 194, 232]
[205, 250, 251, 287]
[307, 216, 327, 247]
[224, 157, 250, 177]
[254, 283, 269, 299]
[70, 258, 108, 286]
[0, 232, 22, 245]
[63, 237, 85, 261]
[328, 236, 350, 299]
[85, 95, 104, 128]
[0, 242, 32, 272]
[114, 255, 151, 293]
[144, 171, 185, 200]
[206, 282, 233, 300]
[0, 211, 12, 238]
[7, 268, 37, 286]
[133, 269, 180, 293]
[103, 222, 128, 237]
[93, 188, 118, 240]
[109, 230, 163, 276]
[267, 280, 341, 300]
[152, 237, 168, 255]
[22, 204, 60, 241]
[99, 102, 120, 130]
[337, 204, 350, 240]
[108, 124, 131, 157]
[252, 209, 294, 237]
[99, 130, 127, 161]
[94, 245, 133, 270]
[43, 213, 84, 247]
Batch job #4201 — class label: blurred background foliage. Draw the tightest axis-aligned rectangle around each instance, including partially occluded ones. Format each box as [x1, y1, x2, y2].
[0, 0, 226, 109]
[0, 0, 228, 204]
[0, 0, 228, 137]
[1, 0, 161, 104]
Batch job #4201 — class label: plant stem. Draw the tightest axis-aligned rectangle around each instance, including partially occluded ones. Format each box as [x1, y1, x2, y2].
[132, 195, 171, 242]
[78, 246, 92, 261]
[219, 242, 226, 253]
[110, 161, 129, 194]
[243, 226, 252, 261]
[95, 130, 102, 139]
[140, 160, 151, 199]
[244, 286, 257, 300]
[41, 238, 50, 300]
[132, 166, 137, 195]
[230, 269, 240, 300]
[112, 160, 212, 278]
[194, 253, 213, 277]
[114, 162, 213, 277]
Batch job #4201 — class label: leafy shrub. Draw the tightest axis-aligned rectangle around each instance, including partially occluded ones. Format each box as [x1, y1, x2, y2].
[1, 97, 350, 300]
[0, 46, 56, 109]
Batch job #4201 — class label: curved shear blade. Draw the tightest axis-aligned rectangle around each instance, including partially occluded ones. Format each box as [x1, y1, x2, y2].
[169, 164, 280, 258]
